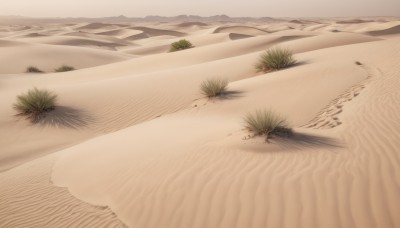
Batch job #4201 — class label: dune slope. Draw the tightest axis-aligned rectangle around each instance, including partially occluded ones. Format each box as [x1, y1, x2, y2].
[1, 19, 399, 228]
[52, 38, 400, 228]
[0, 40, 132, 74]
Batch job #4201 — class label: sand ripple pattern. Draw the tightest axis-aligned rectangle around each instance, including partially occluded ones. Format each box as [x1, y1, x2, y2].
[119, 61, 400, 228]
[51, 54, 400, 228]
[0, 156, 127, 228]
[303, 64, 376, 129]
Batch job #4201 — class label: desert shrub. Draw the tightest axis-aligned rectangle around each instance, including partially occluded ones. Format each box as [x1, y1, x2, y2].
[26, 66, 43, 73]
[255, 47, 296, 72]
[13, 87, 57, 122]
[55, 65, 75, 72]
[244, 109, 292, 142]
[201, 78, 228, 98]
[169, 39, 193, 52]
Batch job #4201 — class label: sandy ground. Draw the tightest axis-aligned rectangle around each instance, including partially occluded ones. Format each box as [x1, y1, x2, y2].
[1, 17, 400, 228]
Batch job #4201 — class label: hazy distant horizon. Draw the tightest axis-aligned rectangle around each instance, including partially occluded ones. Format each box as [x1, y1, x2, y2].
[2, 0, 400, 18]
[1, 14, 400, 20]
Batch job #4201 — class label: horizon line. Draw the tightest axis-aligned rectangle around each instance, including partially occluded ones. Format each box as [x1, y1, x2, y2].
[1, 14, 399, 19]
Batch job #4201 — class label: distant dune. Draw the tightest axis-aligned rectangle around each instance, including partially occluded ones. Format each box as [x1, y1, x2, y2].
[366, 24, 400, 36]
[175, 22, 209, 27]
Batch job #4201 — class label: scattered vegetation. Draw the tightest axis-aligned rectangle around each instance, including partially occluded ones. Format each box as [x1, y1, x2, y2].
[355, 61, 363, 66]
[13, 87, 57, 122]
[169, 39, 193, 52]
[55, 65, 75, 72]
[255, 47, 296, 72]
[26, 66, 44, 73]
[244, 109, 292, 142]
[201, 78, 229, 98]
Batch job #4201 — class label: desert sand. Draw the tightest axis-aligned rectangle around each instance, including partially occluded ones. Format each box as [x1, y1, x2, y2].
[1, 16, 400, 228]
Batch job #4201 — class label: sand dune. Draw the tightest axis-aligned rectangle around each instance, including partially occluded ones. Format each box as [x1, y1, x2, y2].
[72, 34, 306, 79]
[17, 35, 131, 50]
[63, 31, 135, 46]
[0, 34, 309, 170]
[121, 27, 187, 41]
[229, 33, 254, 40]
[303, 20, 400, 34]
[76, 22, 127, 31]
[366, 25, 400, 36]
[336, 19, 373, 24]
[0, 39, 28, 47]
[52, 38, 400, 228]
[302, 24, 330, 31]
[96, 28, 144, 39]
[281, 33, 380, 53]
[132, 26, 186, 37]
[0, 32, 374, 170]
[0, 40, 131, 74]
[1, 18, 400, 228]
[175, 22, 209, 32]
[214, 25, 269, 36]
[175, 22, 209, 27]
[0, 155, 127, 228]
[122, 33, 232, 55]
[16, 32, 47, 38]
[124, 32, 150, 41]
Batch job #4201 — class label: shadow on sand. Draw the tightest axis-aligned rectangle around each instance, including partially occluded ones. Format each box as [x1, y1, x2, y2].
[217, 90, 244, 100]
[36, 106, 94, 129]
[271, 131, 343, 150]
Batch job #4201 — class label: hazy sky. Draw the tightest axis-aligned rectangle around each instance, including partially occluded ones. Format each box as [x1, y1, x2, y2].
[2, 0, 400, 18]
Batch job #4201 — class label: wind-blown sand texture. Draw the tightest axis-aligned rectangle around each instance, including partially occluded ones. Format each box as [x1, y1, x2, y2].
[1, 17, 400, 228]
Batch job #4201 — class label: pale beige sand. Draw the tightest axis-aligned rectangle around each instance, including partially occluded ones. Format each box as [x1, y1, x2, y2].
[0, 39, 132, 74]
[214, 26, 269, 36]
[16, 35, 133, 50]
[1, 17, 400, 227]
[0, 155, 127, 228]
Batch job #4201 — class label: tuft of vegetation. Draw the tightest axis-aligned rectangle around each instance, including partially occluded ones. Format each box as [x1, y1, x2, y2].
[255, 47, 296, 72]
[169, 39, 193, 52]
[355, 61, 363, 66]
[26, 66, 44, 73]
[55, 65, 75, 72]
[13, 87, 57, 122]
[244, 109, 292, 142]
[201, 78, 229, 98]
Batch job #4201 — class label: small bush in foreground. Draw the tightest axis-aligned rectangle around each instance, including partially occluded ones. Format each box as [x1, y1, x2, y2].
[26, 66, 43, 73]
[244, 109, 292, 142]
[201, 78, 228, 98]
[13, 87, 57, 122]
[255, 47, 296, 72]
[170, 39, 193, 52]
[55, 65, 75, 72]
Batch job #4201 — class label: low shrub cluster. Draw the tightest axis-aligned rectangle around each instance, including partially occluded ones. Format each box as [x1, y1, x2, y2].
[255, 47, 296, 72]
[13, 87, 57, 122]
[170, 39, 193, 52]
[244, 109, 292, 142]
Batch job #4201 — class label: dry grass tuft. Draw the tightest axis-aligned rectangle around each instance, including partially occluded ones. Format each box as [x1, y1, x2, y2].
[244, 109, 292, 142]
[13, 87, 57, 122]
[255, 47, 296, 72]
[55, 65, 75, 72]
[26, 66, 44, 73]
[200, 78, 229, 98]
[170, 39, 193, 52]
